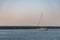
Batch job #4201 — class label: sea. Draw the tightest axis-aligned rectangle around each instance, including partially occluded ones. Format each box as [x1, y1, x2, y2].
[0, 29, 60, 40]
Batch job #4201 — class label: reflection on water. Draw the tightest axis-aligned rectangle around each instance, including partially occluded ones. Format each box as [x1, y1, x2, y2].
[0, 29, 60, 40]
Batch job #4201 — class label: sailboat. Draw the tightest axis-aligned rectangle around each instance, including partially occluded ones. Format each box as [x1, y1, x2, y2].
[37, 11, 48, 31]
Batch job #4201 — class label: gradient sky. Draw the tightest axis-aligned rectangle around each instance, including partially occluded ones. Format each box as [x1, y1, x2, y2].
[0, 0, 60, 26]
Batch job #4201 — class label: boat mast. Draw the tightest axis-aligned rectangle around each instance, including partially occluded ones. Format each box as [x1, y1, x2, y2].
[41, 11, 43, 27]
[38, 11, 47, 30]
[38, 11, 43, 27]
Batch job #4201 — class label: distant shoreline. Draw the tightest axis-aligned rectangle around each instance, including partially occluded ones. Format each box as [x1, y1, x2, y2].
[0, 26, 60, 29]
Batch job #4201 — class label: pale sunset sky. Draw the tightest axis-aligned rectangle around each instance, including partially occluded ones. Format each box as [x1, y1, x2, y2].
[0, 0, 60, 26]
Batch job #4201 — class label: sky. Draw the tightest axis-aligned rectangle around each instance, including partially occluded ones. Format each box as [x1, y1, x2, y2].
[0, 0, 60, 26]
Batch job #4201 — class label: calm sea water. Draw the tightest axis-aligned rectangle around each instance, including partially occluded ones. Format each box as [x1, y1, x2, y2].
[0, 29, 60, 40]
